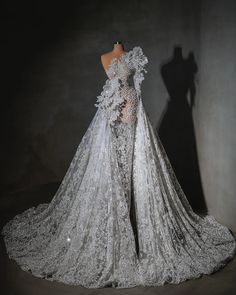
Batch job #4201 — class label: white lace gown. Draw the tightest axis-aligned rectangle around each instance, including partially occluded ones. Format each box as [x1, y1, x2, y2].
[1, 46, 236, 289]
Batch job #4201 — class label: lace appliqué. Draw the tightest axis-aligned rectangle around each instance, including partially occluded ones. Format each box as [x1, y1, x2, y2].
[111, 122, 135, 211]
[118, 87, 138, 124]
[94, 46, 148, 126]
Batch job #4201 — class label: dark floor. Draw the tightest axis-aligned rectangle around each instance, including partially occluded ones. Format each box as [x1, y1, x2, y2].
[1, 183, 236, 295]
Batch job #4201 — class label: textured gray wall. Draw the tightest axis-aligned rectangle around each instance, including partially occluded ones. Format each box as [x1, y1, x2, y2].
[1, 1, 236, 230]
[195, 0, 236, 230]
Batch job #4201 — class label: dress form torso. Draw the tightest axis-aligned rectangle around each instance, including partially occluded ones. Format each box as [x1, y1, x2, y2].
[100, 44, 138, 124]
[101, 43, 127, 73]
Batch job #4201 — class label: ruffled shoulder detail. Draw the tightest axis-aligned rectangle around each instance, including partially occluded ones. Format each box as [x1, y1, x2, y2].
[130, 46, 149, 70]
[130, 46, 148, 99]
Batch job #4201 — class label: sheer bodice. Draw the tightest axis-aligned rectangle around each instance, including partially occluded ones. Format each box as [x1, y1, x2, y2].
[105, 54, 139, 124]
[95, 47, 148, 126]
[105, 51, 132, 81]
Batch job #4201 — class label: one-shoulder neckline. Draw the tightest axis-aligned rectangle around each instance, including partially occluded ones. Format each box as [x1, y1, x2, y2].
[105, 51, 128, 74]
[103, 46, 143, 78]
[105, 46, 141, 74]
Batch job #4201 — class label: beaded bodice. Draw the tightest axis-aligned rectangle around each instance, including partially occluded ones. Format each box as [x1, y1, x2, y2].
[105, 53, 138, 124]
[95, 46, 148, 126]
[105, 52, 134, 86]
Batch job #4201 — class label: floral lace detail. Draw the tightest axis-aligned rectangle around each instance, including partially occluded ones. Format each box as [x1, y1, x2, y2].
[119, 87, 139, 124]
[94, 46, 148, 126]
[111, 121, 135, 211]
[130, 47, 148, 99]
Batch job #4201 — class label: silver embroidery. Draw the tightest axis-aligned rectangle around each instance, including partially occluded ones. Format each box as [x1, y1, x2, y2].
[94, 46, 147, 126]
[1, 45, 236, 289]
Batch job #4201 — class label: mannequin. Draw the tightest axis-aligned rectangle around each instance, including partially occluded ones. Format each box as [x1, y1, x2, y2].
[101, 41, 127, 73]
[100, 41, 136, 123]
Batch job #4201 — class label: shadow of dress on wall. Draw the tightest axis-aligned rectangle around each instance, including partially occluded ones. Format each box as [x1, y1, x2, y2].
[159, 46, 206, 213]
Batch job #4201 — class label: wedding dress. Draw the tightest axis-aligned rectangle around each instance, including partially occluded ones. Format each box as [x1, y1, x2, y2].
[1, 46, 236, 289]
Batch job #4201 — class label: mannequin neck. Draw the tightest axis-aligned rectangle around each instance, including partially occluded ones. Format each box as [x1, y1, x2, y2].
[113, 43, 124, 53]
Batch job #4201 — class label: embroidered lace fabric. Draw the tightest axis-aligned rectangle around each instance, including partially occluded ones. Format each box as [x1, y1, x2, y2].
[1, 46, 236, 289]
